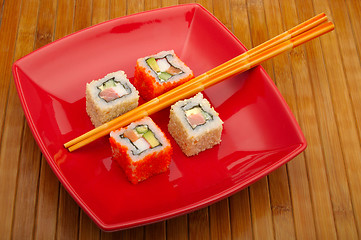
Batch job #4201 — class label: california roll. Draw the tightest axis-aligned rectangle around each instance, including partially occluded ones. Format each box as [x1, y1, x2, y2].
[168, 93, 223, 156]
[134, 50, 194, 100]
[86, 71, 139, 127]
[109, 117, 172, 184]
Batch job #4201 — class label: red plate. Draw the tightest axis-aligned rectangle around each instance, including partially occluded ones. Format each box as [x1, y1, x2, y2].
[12, 4, 306, 231]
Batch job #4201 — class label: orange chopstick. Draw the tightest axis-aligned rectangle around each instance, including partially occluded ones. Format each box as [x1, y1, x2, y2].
[65, 13, 327, 150]
[205, 12, 327, 76]
[65, 17, 334, 152]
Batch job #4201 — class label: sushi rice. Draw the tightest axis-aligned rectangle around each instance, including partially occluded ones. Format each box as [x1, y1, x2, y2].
[168, 93, 223, 156]
[86, 70, 139, 127]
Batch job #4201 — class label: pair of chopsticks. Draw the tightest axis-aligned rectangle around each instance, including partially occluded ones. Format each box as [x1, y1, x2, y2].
[64, 13, 334, 152]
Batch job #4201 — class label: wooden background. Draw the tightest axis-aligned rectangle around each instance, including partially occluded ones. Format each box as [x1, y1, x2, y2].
[1, 0, 361, 239]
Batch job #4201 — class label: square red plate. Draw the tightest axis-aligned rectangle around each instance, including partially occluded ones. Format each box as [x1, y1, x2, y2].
[12, 4, 306, 231]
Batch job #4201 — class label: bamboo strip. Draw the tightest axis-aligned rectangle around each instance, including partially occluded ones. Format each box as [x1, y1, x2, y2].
[0, 0, 27, 238]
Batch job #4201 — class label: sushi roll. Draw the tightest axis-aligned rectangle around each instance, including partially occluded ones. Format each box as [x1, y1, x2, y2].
[109, 117, 172, 184]
[86, 71, 139, 127]
[168, 93, 223, 156]
[134, 50, 194, 100]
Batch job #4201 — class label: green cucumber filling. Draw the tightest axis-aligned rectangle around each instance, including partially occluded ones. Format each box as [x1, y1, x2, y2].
[145, 54, 183, 82]
[121, 124, 162, 155]
[158, 72, 172, 81]
[135, 125, 148, 134]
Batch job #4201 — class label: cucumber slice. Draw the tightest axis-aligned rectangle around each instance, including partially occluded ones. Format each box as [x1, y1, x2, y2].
[104, 80, 116, 88]
[146, 57, 160, 72]
[143, 131, 160, 148]
[135, 125, 148, 134]
[158, 72, 172, 81]
[201, 111, 212, 121]
[98, 78, 117, 91]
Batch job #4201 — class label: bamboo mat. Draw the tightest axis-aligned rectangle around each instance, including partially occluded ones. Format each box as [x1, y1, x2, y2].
[1, 0, 361, 239]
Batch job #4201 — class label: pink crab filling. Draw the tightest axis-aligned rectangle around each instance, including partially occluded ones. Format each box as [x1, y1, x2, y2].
[123, 129, 139, 142]
[99, 88, 120, 102]
[187, 113, 206, 128]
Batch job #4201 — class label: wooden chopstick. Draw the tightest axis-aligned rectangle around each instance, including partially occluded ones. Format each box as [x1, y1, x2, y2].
[65, 16, 333, 152]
